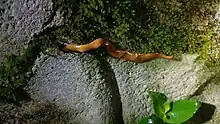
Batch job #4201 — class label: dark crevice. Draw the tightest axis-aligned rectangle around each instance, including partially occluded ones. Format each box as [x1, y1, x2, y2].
[95, 55, 124, 124]
[189, 80, 211, 98]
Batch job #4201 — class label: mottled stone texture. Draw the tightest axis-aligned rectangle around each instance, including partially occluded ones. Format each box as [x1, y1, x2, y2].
[194, 78, 220, 124]
[0, 100, 69, 124]
[0, 0, 53, 62]
[193, 5, 220, 124]
[1, 0, 220, 124]
[216, 6, 220, 34]
[29, 53, 124, 124]
[107, 54, 212, 123]
[28, 53, 212, 124]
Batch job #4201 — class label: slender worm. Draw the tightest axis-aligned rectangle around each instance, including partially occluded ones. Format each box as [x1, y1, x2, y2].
[61, 38, 173, 63]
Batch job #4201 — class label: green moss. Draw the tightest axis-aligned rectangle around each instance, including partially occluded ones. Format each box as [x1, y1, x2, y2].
[0, 27, 62, 103]
[51, 0, 219, 56]
[0, 44, 41, 103]
[198, 34, 220, 67]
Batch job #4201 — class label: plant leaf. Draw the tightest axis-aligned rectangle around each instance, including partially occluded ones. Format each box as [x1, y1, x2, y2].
[148, 91, 168, 119]
[164, 101, 171, 113]
[137, 114, 166, 124]
[164, 100, 201, 124]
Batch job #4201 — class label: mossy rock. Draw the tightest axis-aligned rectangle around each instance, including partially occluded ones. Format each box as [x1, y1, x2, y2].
[1, 0, 220, 104]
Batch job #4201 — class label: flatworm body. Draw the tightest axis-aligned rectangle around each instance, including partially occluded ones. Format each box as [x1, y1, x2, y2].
[61, 38, 173, 63]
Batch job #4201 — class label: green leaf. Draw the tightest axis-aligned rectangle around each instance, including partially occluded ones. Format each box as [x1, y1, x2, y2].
[164, 101, 171, 114]
[137, 114, 166, 124]
[164, 100, 201, 124]
[148, 91, 168, 119]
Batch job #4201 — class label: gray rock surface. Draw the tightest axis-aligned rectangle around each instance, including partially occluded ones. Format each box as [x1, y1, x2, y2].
[0, 0, 53, 62]
[29, 53, 124, 124]
[194, 76, 220, 124]
[216, 5, 220, 34]
[29, 53, 212, 124]
[0, 100, 69, 124]
[191, 5, 220, 124]
[107, 54, 212, 123]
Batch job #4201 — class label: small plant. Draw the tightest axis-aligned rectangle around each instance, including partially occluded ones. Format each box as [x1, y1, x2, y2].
[137, 91, 201, 124]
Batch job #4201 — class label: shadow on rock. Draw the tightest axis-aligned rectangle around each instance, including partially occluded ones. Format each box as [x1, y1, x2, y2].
[0, 100, 70, 124]
[95, 54, 125, 124]
[13, 88, 32, 106]
[187, 102, 216, 124]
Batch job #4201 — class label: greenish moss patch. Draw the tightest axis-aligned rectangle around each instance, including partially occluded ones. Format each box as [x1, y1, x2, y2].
[0, 44, 41, 103]
[51, 0, 219, 56]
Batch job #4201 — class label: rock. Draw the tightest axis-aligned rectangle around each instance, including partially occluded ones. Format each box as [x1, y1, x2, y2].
[28, 53, 124, 124]
[28, 53, 213, 124]
[190, 5, 220, 124]
[0, 0, 56, 63]
[108, 54, 212, 123]
[199, 83, 220, 123]
[0, 100, 69, 124]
